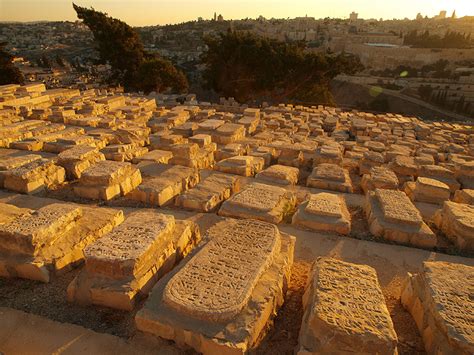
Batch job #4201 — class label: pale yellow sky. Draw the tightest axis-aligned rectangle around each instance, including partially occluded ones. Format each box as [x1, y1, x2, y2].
[0, 0, 473, 26]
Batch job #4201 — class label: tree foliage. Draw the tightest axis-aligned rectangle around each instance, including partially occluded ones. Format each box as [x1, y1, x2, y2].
[404, 30, 472, 49]
[0, 42, 24, 85]
[73, 3, 188, 93]
[135, 58, 188, 94]
[201, 31, 363, 104]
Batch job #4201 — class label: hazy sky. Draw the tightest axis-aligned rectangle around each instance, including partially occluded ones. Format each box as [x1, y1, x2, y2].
[1, 0, 473, 26]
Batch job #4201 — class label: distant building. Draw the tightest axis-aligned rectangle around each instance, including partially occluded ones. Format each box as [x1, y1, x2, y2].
[350, 12, 358, 22]
[434, 11, 447, 20]
[416, 13, 423, 21]
[213, 12, 217, 21]
[451, 10, 457, 19]
[217, 14, 224, 22]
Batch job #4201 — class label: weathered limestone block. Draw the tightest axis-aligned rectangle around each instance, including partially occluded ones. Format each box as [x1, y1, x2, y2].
[74, 160, 142, 201]
[359, 151, 385, 175]
[101, 144, 148, 162]
[419, 164, 460, 193]
[361, 166, 399, 193]
[292, 193, 351, 235]
[215, 156, 264, 177]
[433, 201, 474, 252]
[57, 145, 105, 179]
[401, 262, 473, 355]
[0, 203, 82, 256]
[389, 155, 419, 181]
[219, 182, 296, 224]
[136, 218, 295, 354]
[405, 177, 451, 205]
[131, 149, 173, 164]
[278, 148, 304, 168]
[0, 203, 124, 282]
[454, 160, 474, 189]
[454, 189, 474, 205]
[0, 154, 42, 187]
[211, 123, 246, 144]
[365, 189, 436, 249]
[255, 164, 299, 186]
[313, 143, 343, 165]
[298, 258, 397, 354]
[307, 163, 353, 193]
[68, 210, 200, 311]
[169, 144, 214, 169]
[175, 173, 240, 212]
[127, 164, 199, 206]
[4, 159, 66, 194]
[215, 143, 247, 161]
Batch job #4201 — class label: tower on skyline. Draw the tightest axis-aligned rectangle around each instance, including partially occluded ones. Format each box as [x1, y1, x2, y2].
[349, 11, 358, 22]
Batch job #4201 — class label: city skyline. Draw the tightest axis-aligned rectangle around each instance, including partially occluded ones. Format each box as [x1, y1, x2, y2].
[0, 0, 473, 26]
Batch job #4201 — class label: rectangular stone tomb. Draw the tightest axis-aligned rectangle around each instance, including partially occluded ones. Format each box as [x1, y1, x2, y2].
[360, 166, 399, 193]
[215, 156, 265, 177]
[401, 261, 473, 355]
[57, 145, 105, 179]
[3, 159, 66, 194]
[434, 201, 474, 252]
[67, 210, 200, 311]
[365, 189, 436, 249]
[0, 202, 123, 282]
[136, 218, 295, 354]
[175, 173, 240, 212]
[74, 160, 142, 201]
[255, 164, 299, 186]
[405, 177, 451, 205]
[0, 154, 42, 187]
[127, 164, 199, 206]
[292, 193, 351, 235]
[306, 163, 353, 193]
[298, 257, 398, 354]
[218, 182, 296, 224]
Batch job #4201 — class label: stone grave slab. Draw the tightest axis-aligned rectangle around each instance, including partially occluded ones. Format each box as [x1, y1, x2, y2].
[4, 159, 66, 194]
[255, 164, 299, 186]
[136, 218, 295, 354]
[306, 163, 353, 193]
[74, 160, 142, 201]
[175, 173, 240, 212]
[434, 201, 474, 252]
[68, 210, 200, 310]
[215, 156, 264, 177]
[219, 182, 296, 224]
[365, 189, 436, 249]
[292, 193, 351, 235]
[0, 202, 123, 282]
[401, 261, 473, 355]
[298, 257, 397, 354]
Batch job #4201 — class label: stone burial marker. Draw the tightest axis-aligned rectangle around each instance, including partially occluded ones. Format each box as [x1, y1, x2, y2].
[175, 173, 240, 212]
[433, 201, 474, 252]
[136, 218, 295, 354]
[401, 261, 473, 355]
[218, 182, 296, 224]
[292, 192, 351, 235]
[298, 257, 398, 354]
[73, 160, 142, 201]
[306, 163, 353, 193]
[0, 202, 123, 282]
[67, 210, 200, 311]
[365, 188, 436, 249]
[3, 158, 66, 194]
[56, 145, 105, 179]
